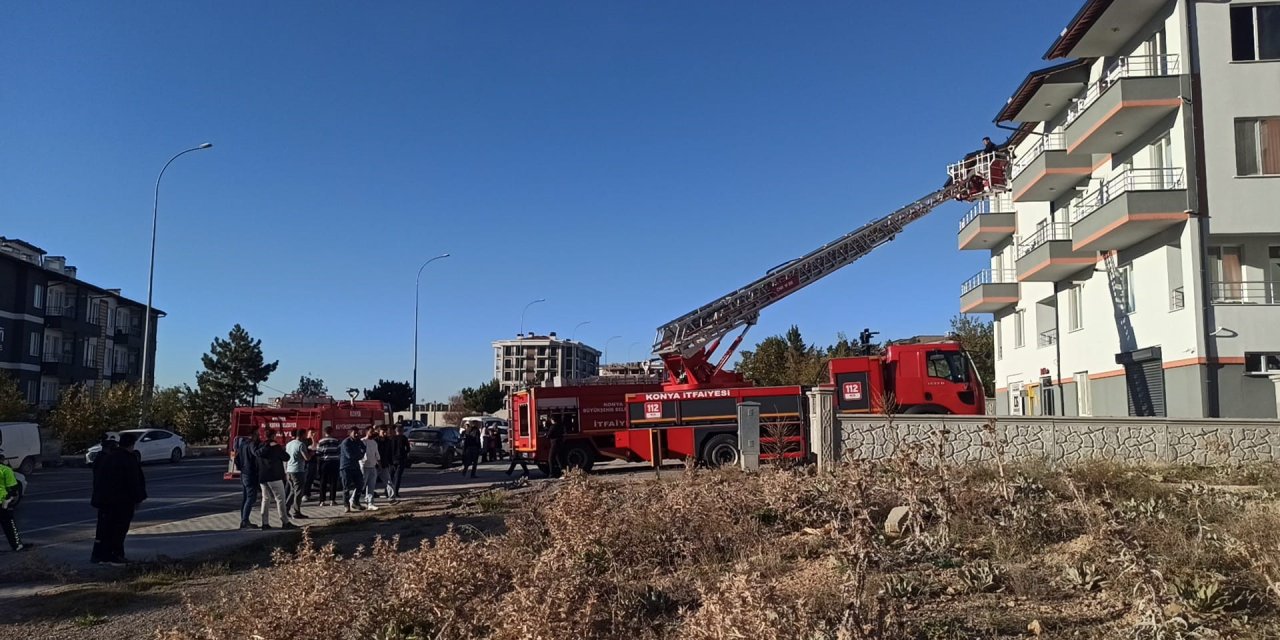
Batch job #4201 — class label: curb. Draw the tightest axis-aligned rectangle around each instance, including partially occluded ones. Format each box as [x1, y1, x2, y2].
[47, 446, 225, 470]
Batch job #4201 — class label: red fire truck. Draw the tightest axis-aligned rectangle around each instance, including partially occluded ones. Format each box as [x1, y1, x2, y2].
[510, 382, 661, 474]
[518, 152, 1006, 469]
[222, 396, 391, 480]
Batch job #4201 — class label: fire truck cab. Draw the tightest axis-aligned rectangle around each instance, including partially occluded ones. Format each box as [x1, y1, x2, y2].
[829, 342, 985, 415]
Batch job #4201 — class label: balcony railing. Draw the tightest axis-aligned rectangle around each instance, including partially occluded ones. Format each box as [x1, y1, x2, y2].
[1065, 54, 1181, 126]
[46, 304, 77, 318]
[1011, 132, 1067, 178]
[42, 350, 72, 364]
[1210, 281, 1279, 305]
[957, 193, 1015, 231]
[960, 268, 1017, 295]
[1068, 168, 1186, 223]
[1016, 222, 1072, 258]
[1038, 328, 1058, 348]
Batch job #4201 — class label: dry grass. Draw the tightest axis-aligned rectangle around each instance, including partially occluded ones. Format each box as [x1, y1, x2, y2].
[162, 450, 1280, 640]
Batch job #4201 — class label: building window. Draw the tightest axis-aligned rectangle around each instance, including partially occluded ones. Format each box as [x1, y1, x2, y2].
[1208, 246, 1245, 302]
[1074, 372, 1091, 416]
[503, 372, 512, 382]
[1232, 5, 1280, 62]
[33, 284, 44, 310]
[1235, 117, 1280, 176]
[1013, 310, 1025, 348]
[1245, 352, 1280, 376]
[1068, 284, 1084, 332]
[1117, 265, 1136, 314]
[28, 332, 40, 357]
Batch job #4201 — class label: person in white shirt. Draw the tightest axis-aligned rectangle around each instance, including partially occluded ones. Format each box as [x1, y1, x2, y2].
[284, 430, 311, 520]
[361, 430, 382, 510]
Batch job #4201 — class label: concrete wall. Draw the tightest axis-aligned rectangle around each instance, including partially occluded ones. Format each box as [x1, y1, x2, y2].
[1214, 364, 1279, 419]
[830, 414, 1280, 466]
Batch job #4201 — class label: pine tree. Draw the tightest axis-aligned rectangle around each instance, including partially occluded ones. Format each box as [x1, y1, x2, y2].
[194, 324, 279, 426]
[365, 380, 413, 412]
[294, 374, 328, 397]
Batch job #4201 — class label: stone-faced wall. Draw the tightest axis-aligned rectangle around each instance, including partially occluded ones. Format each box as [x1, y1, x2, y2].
[834, 415, 1280, 466]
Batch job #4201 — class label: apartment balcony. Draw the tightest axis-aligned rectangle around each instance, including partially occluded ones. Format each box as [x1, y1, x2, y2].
[40, 350, 74, 377]
[1063, 54, 1183, 155]
[1209, 281, 1279, 306]
[1010, 132, 1093, 202]
[110, 366, 131, 382]
[1015, 223, 1094, 282]
[44, 304, 79, 329]
[959, 269, 1019, 313]
[1069, 168, 1189, 253]
[1038, 328, 1059, 349]
[957, 195, 1016, 250]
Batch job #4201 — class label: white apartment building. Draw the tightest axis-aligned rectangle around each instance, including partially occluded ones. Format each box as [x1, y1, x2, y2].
[959, 0, 1280, 418]
[492, 332, 602, 392]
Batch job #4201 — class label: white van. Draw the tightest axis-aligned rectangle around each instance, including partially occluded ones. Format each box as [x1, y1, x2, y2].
[0, 423, 41, 474]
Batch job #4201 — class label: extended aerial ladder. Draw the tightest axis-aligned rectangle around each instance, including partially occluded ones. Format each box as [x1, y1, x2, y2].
[652, 151, 1010, 390]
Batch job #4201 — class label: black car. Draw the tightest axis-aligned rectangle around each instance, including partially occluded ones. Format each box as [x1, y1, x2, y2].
[407, 427, 462, 467]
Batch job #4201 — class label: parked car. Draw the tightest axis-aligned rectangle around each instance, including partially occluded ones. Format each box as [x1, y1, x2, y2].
[0, 422, 42, 474]
[85, 429, 188, 465]
[407, 427, 461, 467]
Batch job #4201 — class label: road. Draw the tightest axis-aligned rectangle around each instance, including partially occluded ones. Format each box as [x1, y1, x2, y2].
[17, 458, 245, 547]
[12, 455, 656, 552]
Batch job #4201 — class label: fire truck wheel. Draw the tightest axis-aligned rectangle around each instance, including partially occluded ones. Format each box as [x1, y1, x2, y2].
[563, 445, 595, 472]
[701, 434, 740, 468]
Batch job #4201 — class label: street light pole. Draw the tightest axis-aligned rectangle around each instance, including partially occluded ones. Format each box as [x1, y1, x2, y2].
[519, 298, 546, 336]
[139, 142, 213, 429]
[628, 341, 641, 363]
[413, 253, 450, 419]
[571, 320, 592, 341]
[604, 335, 622, 366]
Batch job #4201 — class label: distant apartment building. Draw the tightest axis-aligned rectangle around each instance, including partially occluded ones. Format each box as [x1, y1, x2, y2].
[596, 360, 665, 384]
[492, 332, 602, 392]
[958, 0, 1280, 418]
[0, 237, 162, 408]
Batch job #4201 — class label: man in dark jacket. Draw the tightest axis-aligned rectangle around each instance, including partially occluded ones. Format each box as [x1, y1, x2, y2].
[338, 427, 367, 513]
[234, 431, 261, 529]
[254, 429, 295, 530]
[545, 416, 566, 478]
[388, 424, 410, 501]
[91, 432, 147, 564]
[315, 426, 342, 506]
[375, 426, 395, 499]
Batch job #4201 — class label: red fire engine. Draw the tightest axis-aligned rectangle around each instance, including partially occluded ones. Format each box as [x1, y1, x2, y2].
[510, 382, 661, 474]
[222, 395, 392, 480]
[516, 152, 1008, 469]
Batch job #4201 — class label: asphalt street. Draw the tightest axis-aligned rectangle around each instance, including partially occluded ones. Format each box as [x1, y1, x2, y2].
[9, 455, 601, 551]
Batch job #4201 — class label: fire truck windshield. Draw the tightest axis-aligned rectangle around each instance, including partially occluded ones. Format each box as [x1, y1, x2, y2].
[926, 351, 971, 384]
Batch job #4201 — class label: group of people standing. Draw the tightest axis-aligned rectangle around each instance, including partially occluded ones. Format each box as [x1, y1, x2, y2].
[233, 424, 412, 528]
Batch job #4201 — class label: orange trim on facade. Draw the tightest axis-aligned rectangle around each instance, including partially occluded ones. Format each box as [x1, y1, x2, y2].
[1072, 212, 1189, 252]
[1066, 99, 1183, 155]
[960, 296, 1018, 314]
[1090, 369, 1127, 380]
[959, 225, 1016, 248]
[1012, 166, 1092, 201]
[1017, 256, 1097, 281]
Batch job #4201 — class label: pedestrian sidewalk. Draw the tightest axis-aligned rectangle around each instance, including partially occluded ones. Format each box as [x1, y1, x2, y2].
[0, 471, 517, 602]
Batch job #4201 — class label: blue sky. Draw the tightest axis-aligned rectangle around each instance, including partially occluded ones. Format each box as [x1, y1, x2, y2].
[2, 1, 1079, 403]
